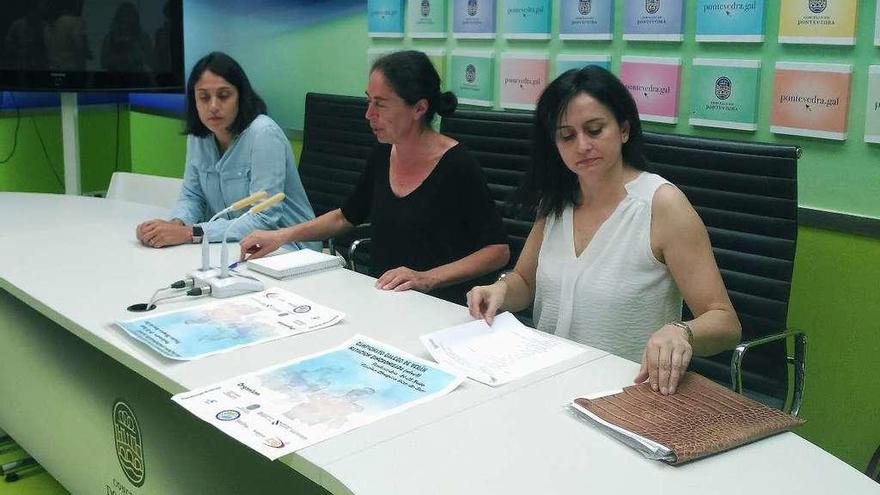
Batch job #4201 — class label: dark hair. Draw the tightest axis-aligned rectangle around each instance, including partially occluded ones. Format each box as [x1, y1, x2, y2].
[184, 52, 267, 137]
[512, 65, 648, 218]
[370, 50, 457, 126]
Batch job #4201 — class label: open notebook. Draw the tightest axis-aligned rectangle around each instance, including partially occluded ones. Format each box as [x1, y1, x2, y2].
[247, 249, 345, 279]
[571, 372, 805, 464]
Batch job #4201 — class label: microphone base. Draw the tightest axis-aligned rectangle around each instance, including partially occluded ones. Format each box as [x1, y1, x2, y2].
[207, 275, 265, 298]
[188, 268, 221, 287]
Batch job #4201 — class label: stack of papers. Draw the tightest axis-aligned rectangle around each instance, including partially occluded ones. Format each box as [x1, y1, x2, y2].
[420, 312, 586, 386]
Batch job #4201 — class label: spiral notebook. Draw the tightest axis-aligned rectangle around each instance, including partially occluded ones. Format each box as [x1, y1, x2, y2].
[246, 249, 345, 279]
[570, 372, 805, 464]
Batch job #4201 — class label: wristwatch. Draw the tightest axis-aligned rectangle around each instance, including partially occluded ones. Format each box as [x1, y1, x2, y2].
[191, 225, 204, 244]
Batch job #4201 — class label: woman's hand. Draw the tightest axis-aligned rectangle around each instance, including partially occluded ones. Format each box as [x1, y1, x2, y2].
[634, 324, 693, 395]
[466, 282, 508, 325]
[375, 266, 436, 292]
[136, 219, 190, 248]
[239, 230, 286, 261]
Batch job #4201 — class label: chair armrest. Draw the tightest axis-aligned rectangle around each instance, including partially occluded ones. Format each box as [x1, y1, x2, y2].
[730, 329, 806, 416]
[328, 223, 372, 256]
[348, 237, 372, 273]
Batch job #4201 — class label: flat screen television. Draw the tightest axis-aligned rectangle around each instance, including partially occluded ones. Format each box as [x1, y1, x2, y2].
[0, 0, 184, 92]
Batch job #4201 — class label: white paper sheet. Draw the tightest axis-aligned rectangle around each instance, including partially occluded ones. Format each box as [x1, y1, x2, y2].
[420, 312, 586, 386]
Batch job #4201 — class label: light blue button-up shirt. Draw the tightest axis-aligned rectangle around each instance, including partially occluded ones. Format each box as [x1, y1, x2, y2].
[168, 114, 320, 251]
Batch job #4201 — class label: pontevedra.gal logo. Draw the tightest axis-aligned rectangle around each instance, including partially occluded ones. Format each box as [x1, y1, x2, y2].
[113, 399, 145, 487]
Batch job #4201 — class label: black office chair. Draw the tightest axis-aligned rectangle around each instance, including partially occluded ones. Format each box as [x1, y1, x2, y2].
[298, 93, 376, 258]
[867, 442, 880, 483]
[644, 132, 805, 414]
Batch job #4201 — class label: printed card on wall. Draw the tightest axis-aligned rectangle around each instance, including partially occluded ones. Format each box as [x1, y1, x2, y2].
[503, 0, 551, 39]
[555, 54, 611, 77]
[369, 0, 405, 38]
[425, 49, 447, 88]
[623, 0, 684, 41]
[771, 62, 852, 141]
[451, 51, 495, 106]
[778, 0, 858, 45]
[408, 0, 447, 38]
[453, 0, 496, 38]
[865, 66, 880, 143]
[620, 56, 681, 124]
[689, 59, 761, 131]
[695, 0, 765, 42]
[559, 0, 614, 40]
[500, 54, 549, 110]
[875, 0, 880, 45]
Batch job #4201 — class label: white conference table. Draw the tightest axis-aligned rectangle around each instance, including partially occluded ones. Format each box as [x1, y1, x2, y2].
[0, 192, 876, 495]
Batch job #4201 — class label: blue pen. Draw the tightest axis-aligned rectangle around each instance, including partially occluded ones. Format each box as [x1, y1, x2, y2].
[228, 261, 242, 270]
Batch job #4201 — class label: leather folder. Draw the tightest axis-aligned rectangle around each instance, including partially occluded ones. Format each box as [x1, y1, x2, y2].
[571, 372, 805, 464]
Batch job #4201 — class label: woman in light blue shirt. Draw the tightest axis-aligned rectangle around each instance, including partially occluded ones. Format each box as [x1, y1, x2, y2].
[136, 51, 317, 250]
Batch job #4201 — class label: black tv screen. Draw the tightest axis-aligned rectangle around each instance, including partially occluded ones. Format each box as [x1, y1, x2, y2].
[0, 0, 183, 92]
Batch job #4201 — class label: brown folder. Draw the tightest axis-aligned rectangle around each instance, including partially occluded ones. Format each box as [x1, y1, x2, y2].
[572, 372, 805, 464]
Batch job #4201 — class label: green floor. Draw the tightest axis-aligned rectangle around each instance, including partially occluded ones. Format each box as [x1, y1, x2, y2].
[0, 441, 68, 495]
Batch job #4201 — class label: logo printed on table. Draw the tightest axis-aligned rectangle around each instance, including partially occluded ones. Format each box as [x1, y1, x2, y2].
[113, 400, 145, 488]
[715, 77, 732, 100]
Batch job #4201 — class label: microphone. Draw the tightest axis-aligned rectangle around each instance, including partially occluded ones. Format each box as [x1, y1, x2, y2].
[198, 190, 268, 271]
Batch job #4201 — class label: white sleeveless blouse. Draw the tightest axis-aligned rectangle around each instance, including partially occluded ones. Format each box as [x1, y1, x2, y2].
[534, 172, 683, 363]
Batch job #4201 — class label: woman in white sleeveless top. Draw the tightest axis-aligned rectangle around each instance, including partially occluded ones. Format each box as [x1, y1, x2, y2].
[467, 67, 741, 395]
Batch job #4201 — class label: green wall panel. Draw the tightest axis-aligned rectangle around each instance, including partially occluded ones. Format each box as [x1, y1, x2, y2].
[129, 112, 187, 178]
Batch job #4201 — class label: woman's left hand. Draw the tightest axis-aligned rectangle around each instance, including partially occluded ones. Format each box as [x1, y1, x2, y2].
[634, 324, 693, 395]
[138, 219, 191, 248]
[375, 266, 435, 292]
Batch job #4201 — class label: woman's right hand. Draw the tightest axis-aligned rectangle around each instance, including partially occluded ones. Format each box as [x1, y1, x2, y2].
[466, 281, 508, 325]
[239, 230, 286, 261]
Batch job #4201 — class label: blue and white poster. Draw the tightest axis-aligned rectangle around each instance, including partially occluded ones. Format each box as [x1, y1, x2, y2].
[173, 335, 464, 459]
[503, 0, 551, 40]
[623, 0, 685, 41]
[369, 0, 405, 37]
[555, 54, 611, 77]
[453, 0, 496, 38]
[559, 0, 614, 40]
[695, 0, 765, 42]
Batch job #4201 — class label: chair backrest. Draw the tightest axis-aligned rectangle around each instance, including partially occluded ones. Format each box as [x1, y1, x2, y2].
[643, 132, 799, 405]
[299, 93, 377, 217]
[439, 108, 535, 269]
[106, 172, 183, 210]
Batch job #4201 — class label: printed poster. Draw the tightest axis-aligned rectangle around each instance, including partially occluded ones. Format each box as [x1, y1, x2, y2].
[425, 49, 447, 87]
[689, 58, 761, 131]
[500, 54, 549, 110]
[116, 289, 345, 361]
[453, 0, 496, 38]
[771, 61, 852, 141]
[866, 66, 880, 143]
[503, 0, 551, 39]
[368, 0, 405, 37]
[623, 0, 684, 41]
[408, 0, 447, 38]
[559, 0, 614, 40]
[451, 51, 495, 106]
[778, 0, 858, 45]
[555, 54, 611, 77]
[620, 56, 681, 124]
[695, 0, 765, 42]
[172, 336, 464, 460]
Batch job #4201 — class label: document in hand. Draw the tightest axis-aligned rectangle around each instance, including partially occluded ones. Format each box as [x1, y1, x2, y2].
[420, 312, 586, 386]
[570, 372, 805, 464]
[247, 248, 345, 279]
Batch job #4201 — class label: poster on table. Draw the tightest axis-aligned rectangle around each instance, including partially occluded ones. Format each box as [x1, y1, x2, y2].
[778, 0, 858, 45]
[503, 0, 551, 39]
[424, 49, 447, 87]
[865, 66, 880, 143]
[172, 335, 464, 460]
[450, 51, 495, 106]
[499, 54, 549, 110]
[622, 0, 684, 41]
[559, 0, 614, 40]
[689, 58, 761, 131]
[453, 0, 496, 38]
[770, 62, 852, 141]
[407, 0, 447, 38]
[368, 0, 405, 37]
[695, 0, 765, 42]
[555, 54, 611, 77]
[620, 56, 681, 124]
